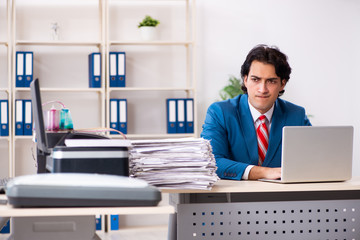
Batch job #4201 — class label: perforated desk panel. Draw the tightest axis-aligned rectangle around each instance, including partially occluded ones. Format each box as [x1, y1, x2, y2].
[177, 199, 360, 240]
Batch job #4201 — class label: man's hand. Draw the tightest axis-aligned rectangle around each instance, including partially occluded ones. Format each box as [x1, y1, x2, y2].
[248, 166, 281, 180]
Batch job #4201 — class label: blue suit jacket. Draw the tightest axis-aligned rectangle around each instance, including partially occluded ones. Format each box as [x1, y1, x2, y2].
[200, 94, 311, 180]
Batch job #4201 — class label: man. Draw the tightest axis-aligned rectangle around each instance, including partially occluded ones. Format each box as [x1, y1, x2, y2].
[201, 44, 311, 180]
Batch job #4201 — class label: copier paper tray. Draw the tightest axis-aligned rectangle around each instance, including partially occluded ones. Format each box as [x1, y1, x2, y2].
[6, 173, 161, 207]
[50, 146, 129, 176]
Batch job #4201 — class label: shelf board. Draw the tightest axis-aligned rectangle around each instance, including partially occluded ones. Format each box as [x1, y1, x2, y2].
[112, 133, 196, 139]
[109, 40, 193, 46]
[16, 40, 102, 47]
[14, 40, 193, 46]
[109, 87, 195, 92]
[0, 41, 8, 46]
[14, 136, 32, 140]
[0, 88, 10, 92]
[0, 202, 174, 217]
[16, 87, 194, 92]
[0, 136, 10, 141]
[14, 133, 196, 140]
[15, 87, 104, 93]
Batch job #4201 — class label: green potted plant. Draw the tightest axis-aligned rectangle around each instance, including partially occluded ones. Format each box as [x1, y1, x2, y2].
[219, 75, 244, 100]
[138, 15, 160, 41]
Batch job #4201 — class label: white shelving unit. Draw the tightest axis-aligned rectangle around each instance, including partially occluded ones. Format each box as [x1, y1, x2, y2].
[0, 0, 12, 179]
[10, 0, 106, 177]
[1, 0, 197, 178]
[106, 0, 197, 139]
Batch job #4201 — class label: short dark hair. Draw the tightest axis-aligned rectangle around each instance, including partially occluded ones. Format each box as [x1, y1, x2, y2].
[240, 44, 291, 96]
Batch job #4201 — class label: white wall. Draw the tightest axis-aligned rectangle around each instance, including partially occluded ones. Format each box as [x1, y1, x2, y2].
[196, 0, 360, 176]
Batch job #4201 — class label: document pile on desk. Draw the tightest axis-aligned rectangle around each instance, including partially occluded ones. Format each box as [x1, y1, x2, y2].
[129, 138, 219, 190]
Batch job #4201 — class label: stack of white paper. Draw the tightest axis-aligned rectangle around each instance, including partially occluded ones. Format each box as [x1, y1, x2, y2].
[129, 138, 219, 190]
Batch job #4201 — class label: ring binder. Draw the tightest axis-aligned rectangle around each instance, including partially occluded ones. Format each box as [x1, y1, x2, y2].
[110, 99, 118, 134]
[176, 99, 185, 133]
[24, 52, 34, 87]
[0, 100, 9, 136]
[185, 98, 194, 133]
[23, 100, 33, 136]
[118, 99, 127, 134]
[109, 52, 117, 87]
[88, 52, 101, 88]
[15, 99, 24, 136]
[166, 99, 177, 134]
[117, 52, 126, 87]
[16, 52, 24, 87]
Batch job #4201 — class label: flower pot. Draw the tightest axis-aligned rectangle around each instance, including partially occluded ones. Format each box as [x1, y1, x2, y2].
[139, 26, 158, 41]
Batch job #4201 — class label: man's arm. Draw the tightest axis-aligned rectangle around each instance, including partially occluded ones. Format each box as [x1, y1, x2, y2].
[201, 102, 250, 180]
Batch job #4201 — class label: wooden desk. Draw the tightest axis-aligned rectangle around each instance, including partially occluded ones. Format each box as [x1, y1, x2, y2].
[166, 177, 360, 240]
[164, 176, 360, 194]
[2, 178, 360, 240]
[0, 194, 174, 240]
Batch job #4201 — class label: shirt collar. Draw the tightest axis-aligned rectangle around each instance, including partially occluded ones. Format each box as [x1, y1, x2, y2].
[248, 99, 275, 124]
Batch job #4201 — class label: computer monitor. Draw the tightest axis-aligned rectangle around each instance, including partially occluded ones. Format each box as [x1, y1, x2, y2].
[30, 79, 49, 155]
[30, 79, 52, 173]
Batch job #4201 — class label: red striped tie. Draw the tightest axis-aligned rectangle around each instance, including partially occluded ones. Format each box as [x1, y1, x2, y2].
[257, 115, 269, 166]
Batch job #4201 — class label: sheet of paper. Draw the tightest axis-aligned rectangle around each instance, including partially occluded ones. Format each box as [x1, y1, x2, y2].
[65, 139, 132, 147]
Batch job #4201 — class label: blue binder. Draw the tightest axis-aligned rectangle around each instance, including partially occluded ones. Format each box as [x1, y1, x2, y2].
[0, 100, 9, 136]
[176, 99, 186, 133]
[110, 215, 119, 230]
[110, 99, 119, 134]
[0, 220, 10, 234]
[88, 52, 101, 88]
[185, 98, 194, 133]
[118, 99, 127, 134]
[24, 52, 34, 87]
[15, 99, 24, 135]
[95, 215, 102, 231]
[16, 52, 25, 87]
[109, 52, 117, 87]
[117, 52, 126, 87]
[166, 99, 177, 134]
[23, 99, 33, 136]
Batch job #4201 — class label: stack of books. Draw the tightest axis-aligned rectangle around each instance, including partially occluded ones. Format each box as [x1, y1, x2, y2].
[129, 138, 219, 190]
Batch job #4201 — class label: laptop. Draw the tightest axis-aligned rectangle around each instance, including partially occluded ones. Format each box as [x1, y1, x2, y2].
[260, 126, 353, 183]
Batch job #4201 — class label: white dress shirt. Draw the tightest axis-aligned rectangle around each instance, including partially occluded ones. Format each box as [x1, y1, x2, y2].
[242, 101, 274, 180]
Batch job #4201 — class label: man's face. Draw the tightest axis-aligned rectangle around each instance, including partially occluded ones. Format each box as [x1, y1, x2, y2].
[244, 60, 286, 114]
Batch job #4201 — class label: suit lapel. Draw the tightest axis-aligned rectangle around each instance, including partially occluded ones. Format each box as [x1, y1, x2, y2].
[263, 99, 286, 165]
[238, 95, 258, 164]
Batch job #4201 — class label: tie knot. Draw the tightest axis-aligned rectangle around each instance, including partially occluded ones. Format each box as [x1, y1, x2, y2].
[259, 115, 266, 123]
